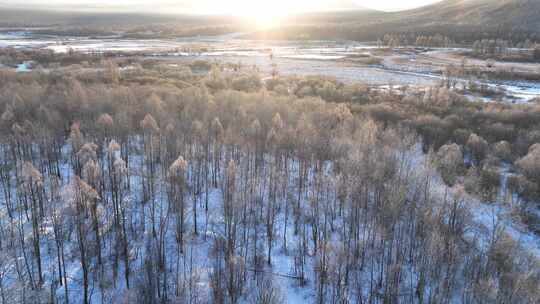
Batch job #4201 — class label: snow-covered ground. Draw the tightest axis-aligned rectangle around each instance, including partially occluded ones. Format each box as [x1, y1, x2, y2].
[0, 136, 538, 303]
[410, 148, 540, 259]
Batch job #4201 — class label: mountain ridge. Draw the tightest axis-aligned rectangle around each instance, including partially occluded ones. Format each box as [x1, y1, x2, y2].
[266, 0, 540, 42]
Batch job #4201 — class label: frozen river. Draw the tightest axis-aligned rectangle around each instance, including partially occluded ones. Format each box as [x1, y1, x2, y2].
[1, 30, 539, 102]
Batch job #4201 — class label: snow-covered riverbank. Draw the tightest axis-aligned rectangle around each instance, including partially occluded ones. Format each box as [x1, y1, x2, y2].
[2, 31, 539, 102]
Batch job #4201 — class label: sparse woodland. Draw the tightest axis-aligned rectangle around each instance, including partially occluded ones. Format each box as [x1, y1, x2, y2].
[0, 57, 539, 304]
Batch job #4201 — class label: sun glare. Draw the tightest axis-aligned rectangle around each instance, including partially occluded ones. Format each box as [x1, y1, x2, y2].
[210, 0, 318, 28]
[207, 0, 429, 28]
[225, 0, 290, 28]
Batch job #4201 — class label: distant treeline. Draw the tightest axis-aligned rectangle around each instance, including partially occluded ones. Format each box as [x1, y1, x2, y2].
[468, 39, 540, 62]
[252, 24, 540, 46]
[379, 34, 454, 48]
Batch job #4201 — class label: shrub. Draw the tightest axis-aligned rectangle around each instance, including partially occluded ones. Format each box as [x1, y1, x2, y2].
[464, 167, 481, 195]
[453, 128, 471, 146]
[190, 60, 213, 71]
[467, 133, 489, 164]
[493, 141, 512, 162]
[415, 114, 451, 150]
[231, 74, 262, 92]
[507, 174, 538, 202]
[515, 144, 540, 197]
[479, 167, 500, 201]
[273, 84, 289, 96]
[437, 143, 463, 186]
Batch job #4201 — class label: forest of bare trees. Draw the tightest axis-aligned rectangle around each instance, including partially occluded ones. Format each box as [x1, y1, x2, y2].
[0, 57, 538, 304]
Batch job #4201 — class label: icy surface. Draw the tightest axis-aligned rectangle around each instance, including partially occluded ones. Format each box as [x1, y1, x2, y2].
[2, 30, 539, 102]
[15, 62, 31, 72]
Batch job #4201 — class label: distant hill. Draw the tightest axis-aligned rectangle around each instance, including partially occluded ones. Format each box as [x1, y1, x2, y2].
[257, 0, 540, 42]
[0, 8, 187, 28]
[398, 0, 540, 32]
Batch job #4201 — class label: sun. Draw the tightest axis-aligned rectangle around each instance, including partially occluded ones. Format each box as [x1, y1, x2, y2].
[211, 0, 300, 28]
[231, 1, 288, 28]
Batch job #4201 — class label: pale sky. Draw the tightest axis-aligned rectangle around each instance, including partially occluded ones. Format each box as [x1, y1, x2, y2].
[0, 0, 443, 13]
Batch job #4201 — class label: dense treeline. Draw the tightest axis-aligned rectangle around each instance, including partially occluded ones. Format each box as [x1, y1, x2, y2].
[472, 39, 511, 56]
[379, 34, 454, 48]
[0, 59, 539, 304]
[469, 39, 540, 62]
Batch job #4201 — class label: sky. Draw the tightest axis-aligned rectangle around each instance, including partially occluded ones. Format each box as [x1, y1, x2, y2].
[0, 0, 443, 14]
